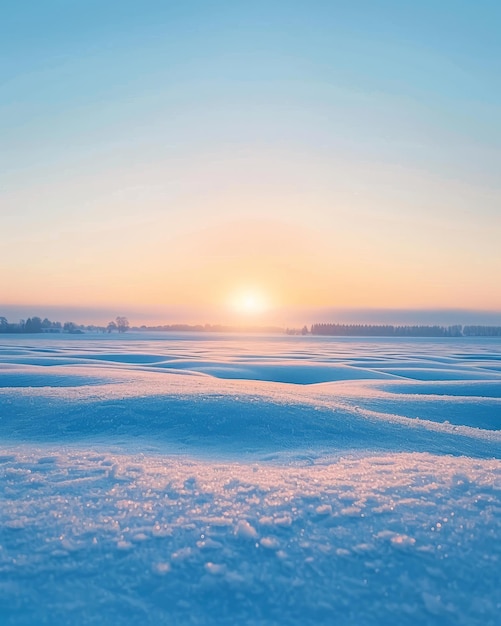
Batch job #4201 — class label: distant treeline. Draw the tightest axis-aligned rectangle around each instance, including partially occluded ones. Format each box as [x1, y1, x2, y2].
[2, 315, 500, 337]
[462, 325, 501, 337]
[0, 316, 64, 334]
[310, 323, 501, 337]
[0, 316, 280, 335]
[0, 316, 129, 334]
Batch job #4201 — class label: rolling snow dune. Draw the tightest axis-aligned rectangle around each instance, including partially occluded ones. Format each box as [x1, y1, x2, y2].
[0, 333, 500, 625]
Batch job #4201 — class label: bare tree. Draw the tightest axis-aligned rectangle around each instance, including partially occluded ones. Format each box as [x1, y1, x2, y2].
[115, 316, 129, 333]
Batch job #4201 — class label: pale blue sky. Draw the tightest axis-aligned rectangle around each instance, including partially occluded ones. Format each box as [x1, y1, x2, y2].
[1, 1, 500, 321]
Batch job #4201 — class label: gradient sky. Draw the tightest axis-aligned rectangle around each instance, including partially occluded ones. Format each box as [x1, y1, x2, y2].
[2, 1, 500, 323]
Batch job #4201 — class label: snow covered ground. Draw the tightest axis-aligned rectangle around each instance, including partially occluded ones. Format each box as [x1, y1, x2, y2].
[1, 333, 500, 625]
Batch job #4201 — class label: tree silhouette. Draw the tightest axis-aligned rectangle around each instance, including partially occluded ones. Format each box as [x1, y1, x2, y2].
[115, 316, 129, 333]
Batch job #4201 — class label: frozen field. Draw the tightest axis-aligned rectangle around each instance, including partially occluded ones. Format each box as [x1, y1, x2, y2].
[1, 333, 500, 625]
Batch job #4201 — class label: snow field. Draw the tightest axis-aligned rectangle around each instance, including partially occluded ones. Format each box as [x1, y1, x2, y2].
[0, 333, 500, 624]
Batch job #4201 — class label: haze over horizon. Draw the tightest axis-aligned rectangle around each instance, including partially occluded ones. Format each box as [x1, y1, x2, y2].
[1, 304, 500, 330]
[2, 1, 500, 316]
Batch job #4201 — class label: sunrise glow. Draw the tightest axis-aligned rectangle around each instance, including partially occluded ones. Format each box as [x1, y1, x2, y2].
[229, 288, 270, 316]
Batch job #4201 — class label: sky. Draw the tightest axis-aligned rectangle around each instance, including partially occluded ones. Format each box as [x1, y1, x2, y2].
[1, 1, 500, 325]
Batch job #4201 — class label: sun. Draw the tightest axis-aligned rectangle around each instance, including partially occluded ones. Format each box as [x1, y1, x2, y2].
[230, 288, 269, 316]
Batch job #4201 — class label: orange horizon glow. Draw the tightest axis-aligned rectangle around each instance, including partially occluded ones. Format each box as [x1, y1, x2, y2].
[2, 211, 500, 315]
